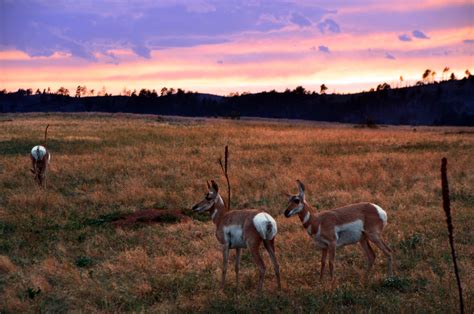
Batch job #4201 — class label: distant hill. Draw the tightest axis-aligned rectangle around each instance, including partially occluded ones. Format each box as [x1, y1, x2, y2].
[1, 77, 473, 125]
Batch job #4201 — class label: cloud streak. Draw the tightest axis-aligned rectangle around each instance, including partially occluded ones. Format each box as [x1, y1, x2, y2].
[399, 34, 412, 42]
[317, 19, 341, 33]
[412, 30, 430, 39]
[318, 45, 330, 53]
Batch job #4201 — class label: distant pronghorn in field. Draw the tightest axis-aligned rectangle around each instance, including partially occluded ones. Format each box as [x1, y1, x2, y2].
[192, 180, 281, 291]
[284, 180, 393, 281]
[30, 124, 51, 187]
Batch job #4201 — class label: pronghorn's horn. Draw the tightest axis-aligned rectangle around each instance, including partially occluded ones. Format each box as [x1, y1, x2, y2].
[211, 180, 219, 193]
[206, 181, 211, 190]
[296, 179, 305, 195]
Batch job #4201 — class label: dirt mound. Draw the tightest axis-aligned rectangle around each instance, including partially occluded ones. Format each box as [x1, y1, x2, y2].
[112, 209, 191, 227]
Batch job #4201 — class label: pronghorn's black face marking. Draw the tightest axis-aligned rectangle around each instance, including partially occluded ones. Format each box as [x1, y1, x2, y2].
[284, 180, 306, 217]
[192, 192, 216, 212]
[192, 180, 220, 212]
[284, 195, 304, 217]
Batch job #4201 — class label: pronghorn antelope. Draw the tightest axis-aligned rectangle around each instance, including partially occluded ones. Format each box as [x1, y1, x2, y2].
[284, 180, 393, 281]
[30, 125, 51, 187]
[192, 180, 281, 291]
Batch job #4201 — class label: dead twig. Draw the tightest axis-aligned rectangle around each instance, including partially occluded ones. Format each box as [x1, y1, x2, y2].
[441, 157, 464, 314]
[218, 146, 231, 209]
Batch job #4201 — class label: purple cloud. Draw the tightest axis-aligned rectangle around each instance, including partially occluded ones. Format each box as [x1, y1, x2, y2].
[463, 39, 474, 44]
[290, 12, 312, 27]
[398, 34, 412, 42]
[318, 45, 330, 53]
[0, 0, 330, 61]
[317, 19, 341, 33]
[132, 45, 151, 59]
[385, 53, 395, 60]
[412, 30, 430, 39]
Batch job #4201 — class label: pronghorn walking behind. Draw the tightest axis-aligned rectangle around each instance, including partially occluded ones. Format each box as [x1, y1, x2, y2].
[30, 124, 51, 187]
[284, 180, 393, 282]
[192, 180, 281, 291]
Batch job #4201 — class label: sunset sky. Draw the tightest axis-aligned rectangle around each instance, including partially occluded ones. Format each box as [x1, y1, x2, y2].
[1, 0, 472, 95]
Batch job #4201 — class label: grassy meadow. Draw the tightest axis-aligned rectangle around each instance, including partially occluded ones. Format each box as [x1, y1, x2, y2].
[0, 113, 473, 313]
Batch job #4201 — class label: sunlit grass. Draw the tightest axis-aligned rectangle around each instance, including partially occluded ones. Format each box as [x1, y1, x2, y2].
[0, 113, 472, 312]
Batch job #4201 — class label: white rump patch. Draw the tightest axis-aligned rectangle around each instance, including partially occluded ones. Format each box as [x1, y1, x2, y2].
[223, 225, 246, 248]
[334, 219, 364, 247]
[253, 212, 277, 240]
[31, 145, 47, 161]
[371, 203, 388, 226]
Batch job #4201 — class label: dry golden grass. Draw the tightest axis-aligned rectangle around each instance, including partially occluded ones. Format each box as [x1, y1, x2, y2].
[0, 113, 473, 312]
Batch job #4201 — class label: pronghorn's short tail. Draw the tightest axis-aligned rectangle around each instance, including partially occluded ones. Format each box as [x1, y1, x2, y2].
[253, 212, 278, 240]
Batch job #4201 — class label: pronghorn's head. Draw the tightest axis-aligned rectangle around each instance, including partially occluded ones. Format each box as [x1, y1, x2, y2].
[284, 180, 305, 218]
[192, 180, 221, 212]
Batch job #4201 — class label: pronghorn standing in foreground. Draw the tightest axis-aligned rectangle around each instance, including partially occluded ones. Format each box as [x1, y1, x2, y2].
[192, 180, 281, 291]
[284, 180, 393, 281]
[30, 124, 51, 187]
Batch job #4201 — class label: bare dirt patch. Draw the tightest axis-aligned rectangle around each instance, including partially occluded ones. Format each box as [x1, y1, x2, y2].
[112, 209, 191, 227]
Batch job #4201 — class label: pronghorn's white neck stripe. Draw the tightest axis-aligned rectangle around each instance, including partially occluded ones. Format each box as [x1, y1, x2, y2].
[211, 208, 218, 220]
[303, 211, 310, 224]
[210, 195, 225, 222]
[216, 195, 225, 208]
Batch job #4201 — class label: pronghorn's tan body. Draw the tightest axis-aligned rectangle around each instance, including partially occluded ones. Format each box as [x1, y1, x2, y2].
[214, 208, 277, 249]
[284, 180, 393, 281]
[192, 180, 281, 291]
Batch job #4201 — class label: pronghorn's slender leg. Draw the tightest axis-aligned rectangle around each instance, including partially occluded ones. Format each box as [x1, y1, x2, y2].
[328, 241, 337, 280]
[359, 236, 376, 282]
[320, 248, 328, 280]
[235, 248, 241, 289]
[263, 239, 281, 290]
[31, 158, 36, 173]
[38, 172, 43, 187]
[367, 233, 393, 276]
[248, 240, 266, 292]
[221, 245, 230, 290]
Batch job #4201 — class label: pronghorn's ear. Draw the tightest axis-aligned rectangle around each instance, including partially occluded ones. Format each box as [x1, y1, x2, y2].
[210, 180, 219, 193]
[296, 179, 305, 197]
